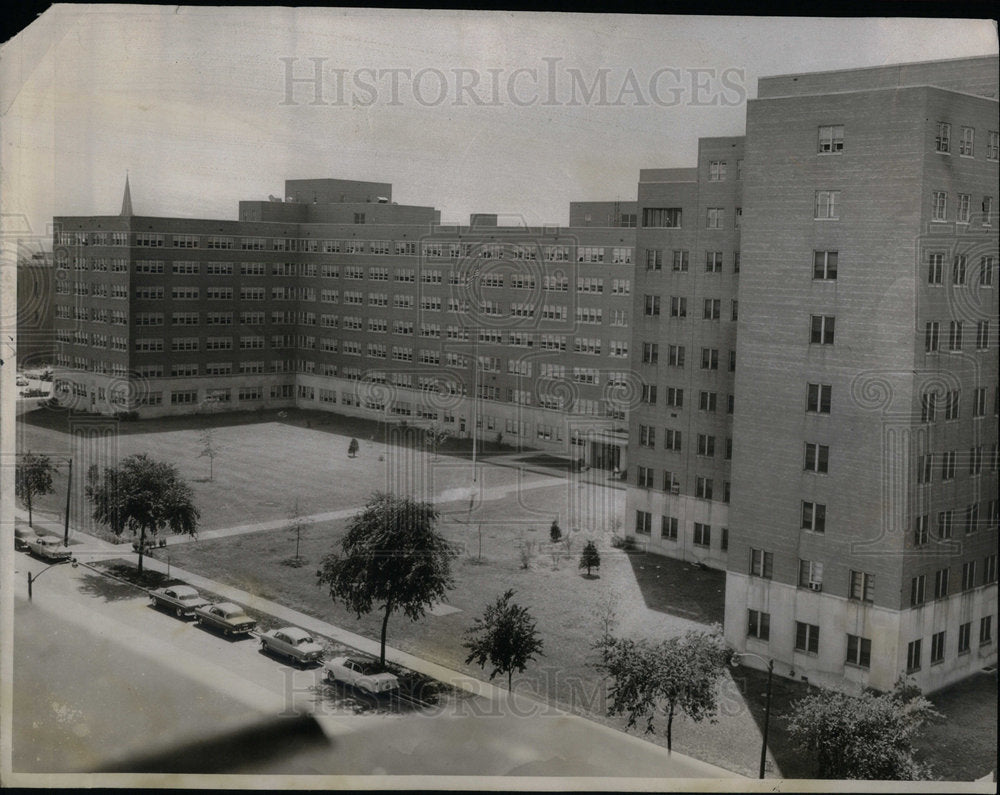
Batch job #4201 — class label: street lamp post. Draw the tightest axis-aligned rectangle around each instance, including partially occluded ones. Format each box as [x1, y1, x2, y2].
[27, 559, 77, 601]
[732, 651, 775, 779]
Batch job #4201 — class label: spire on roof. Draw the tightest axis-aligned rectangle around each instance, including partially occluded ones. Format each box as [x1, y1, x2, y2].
[120, 173, 133, 216]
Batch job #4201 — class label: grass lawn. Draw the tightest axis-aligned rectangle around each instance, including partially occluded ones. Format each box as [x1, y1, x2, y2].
[17, 408, 547, 535]
[917, 671, 997, 781]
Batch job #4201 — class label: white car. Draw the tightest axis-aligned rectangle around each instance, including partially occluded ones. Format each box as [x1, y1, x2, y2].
[27, 536, 72, 562]
[324, 656, 400, 693]
[259, 626, 325, 666]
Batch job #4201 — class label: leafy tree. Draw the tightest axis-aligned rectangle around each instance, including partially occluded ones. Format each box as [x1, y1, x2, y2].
[579, 540, 601, 576]
[317, 492, 457, 667]
[198, 428, 218, 481]
[463, 589, 544, 690]
[86, 453, 200, 574]
[786, 676, 940, 779]
[15, 452, 56, 528]
[549, 518, 561, 543]
[597, 626, 730, 752]
[348, 438, 359, 458]
[424, 425, 449, 460]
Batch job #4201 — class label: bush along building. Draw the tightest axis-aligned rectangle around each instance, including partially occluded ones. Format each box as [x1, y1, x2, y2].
[51, 177, 637, 470]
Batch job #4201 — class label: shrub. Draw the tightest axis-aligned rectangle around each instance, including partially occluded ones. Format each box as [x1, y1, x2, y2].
[579, 540, 601, 575]
[519, 539, 535, 569]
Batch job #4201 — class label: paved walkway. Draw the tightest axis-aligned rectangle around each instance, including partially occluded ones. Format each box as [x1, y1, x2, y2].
[18, 466, 582, 549]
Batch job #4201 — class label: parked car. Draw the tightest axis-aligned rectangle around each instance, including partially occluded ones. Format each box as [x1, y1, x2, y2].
[193, 602, 257, 636]
[16, 376, 29, 387]
[14, 527, 33, 551]
[149, 585, 210, 617]
[27, 536, 72, 562]
[324, 656, 399, 693]
[259, 626, 325, 666]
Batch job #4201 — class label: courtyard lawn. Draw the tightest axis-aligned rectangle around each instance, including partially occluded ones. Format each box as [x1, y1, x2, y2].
[17, 408, 548, 534]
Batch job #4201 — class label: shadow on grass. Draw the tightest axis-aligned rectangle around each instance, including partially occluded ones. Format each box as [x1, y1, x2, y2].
[624, 550, 725, 625]
[730, 665, 817, 780]
[917, 671, 997, 781]
[519, 454, 578, 470]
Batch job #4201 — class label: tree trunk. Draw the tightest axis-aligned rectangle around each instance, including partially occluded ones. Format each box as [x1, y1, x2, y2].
[27, 492, 33, 528]
[137, 524, 146, 575]
[508, 669, 512, 691]
[666, 703, 674, 752]
[379, 601, 392, 667]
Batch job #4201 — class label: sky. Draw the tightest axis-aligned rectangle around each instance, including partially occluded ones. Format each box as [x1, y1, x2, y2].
[0, 7, 997, 241]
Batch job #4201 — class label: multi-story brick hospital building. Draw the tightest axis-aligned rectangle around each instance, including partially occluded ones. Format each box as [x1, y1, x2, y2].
[627, 55, 998, 693]
[51, 55, 997, 692]
[52, 177, 638, 471]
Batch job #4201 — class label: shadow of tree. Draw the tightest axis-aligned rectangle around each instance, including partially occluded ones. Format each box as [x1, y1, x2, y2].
[75, 571, 151, 602]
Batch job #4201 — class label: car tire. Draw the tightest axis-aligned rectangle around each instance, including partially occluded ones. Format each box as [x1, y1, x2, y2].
[175, 606, 183, 618]
[224, 629, 231, 637]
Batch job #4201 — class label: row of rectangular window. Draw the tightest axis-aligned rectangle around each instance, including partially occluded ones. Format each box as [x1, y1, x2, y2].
[642, 295, 737, 322]
[633, 472, 731, 501]
[55, 232, 636, 262]
[907, 617, 994, 674]
[927, 254, 996, 285]
[934, 122, 999, 160]
[915, 445, 1000, 483]
[924, 320, 994, 352]
[748, 611, 995, 670]
[638, 427, 732, 459]
[930, 191, 994, 224]
[921, 386, 998, 420]
[633, 511, 729, 549]
[914, 501, 1000, 545]
[910, 555, 998, 606]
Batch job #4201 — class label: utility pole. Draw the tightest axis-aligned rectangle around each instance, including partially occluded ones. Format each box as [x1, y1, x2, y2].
[63, 457, 72, 547]
[471, 331, 479, 482]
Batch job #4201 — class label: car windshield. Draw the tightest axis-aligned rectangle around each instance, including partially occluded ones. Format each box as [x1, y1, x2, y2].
[293, 636, 314, 645]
